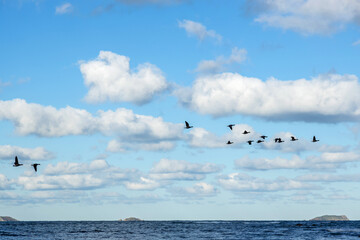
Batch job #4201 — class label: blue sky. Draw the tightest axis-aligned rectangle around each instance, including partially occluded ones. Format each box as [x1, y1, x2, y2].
[1, 0, 360, 221]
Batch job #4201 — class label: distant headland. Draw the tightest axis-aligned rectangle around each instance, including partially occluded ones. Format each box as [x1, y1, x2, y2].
[310, 215, 349, 221]
[118, 217, 143, 222]
[0, 216, 18, 222]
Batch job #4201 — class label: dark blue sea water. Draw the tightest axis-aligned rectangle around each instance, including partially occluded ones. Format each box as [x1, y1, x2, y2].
[1, 221, 360, 239]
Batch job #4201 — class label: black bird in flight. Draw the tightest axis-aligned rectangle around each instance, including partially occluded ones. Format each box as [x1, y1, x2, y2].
[260, 135, 268, 139]
[247, 140, 254, 145]
[227, 140, 234, 145]
[13, 156, 23, 167]
[31, 163, 40, 172]
[184, 121, 193, 129]
[274, 138, 280, 142]
[275, 138, 284, 143]
[257, 140, 264, 143]
[290, 136, 298, 141]
[243, 130, 250, 134]
[227, 124, 235, 130]
[312, 136, 319, 142]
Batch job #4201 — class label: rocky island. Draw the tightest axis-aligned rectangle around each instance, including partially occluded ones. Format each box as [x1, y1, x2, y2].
[119, 217, 143, 221]
[310, 215, 349, 221]
[0, 216, 18, 221]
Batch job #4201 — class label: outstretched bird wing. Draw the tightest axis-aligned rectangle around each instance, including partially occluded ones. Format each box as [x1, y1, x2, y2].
[14, 156, 19, 165]
[185, 121, 190, 128]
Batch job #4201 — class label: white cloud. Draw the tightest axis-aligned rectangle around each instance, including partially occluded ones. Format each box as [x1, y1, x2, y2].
[296, 173, 360, 182]
[0, 174, 13, 190]
[97, 108, 183, 141]
[107, 139, 175, 152]
[170, 182, 220, 198]
[44, 159, 110, 175]
[80, 51, 169, 105]
[247, 0, 360, 35]
[151, 158, 222, 173]
[178, 73, 360, 122]
[55, 3, 73, 15]
[195, 47, 247, 74]
[17, 174, 106, 191]
[150, 158, 223, 181]
[0, 99, 96, 137]
[124, 177, 162, 190]
[17, 159, 141, 191]
[186, 128, 226, 148]
[218, 173, 316, 192]
[178, 19, 222, 42]
[0, 145, 53, 160]
[0, 99, 184, 150]
[235, 152, 360, 170]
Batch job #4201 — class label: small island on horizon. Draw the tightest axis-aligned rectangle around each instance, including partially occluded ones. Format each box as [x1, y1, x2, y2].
[118, 217, 143, 222]
[309, 215, 349, 221]
[0, 216, 18, 222]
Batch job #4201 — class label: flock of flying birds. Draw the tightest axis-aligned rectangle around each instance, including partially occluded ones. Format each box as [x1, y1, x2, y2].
[185, 121, 320, 145]
[11, 121, 319, 173]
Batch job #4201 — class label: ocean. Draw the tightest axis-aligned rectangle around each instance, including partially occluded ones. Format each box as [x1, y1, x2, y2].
[1, 220, 360, 239]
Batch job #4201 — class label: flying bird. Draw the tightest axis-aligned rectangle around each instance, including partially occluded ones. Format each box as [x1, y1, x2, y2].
[257, 140, 264, 143]
[275, 138, 284, 143]
[227, 140, 234, 145]
[184, 121, 193, 129]
[227, 124, 235, 130]
[260, 135, 268, 139]
[247, 140, 254, 145]
[290, 136, 298, 141]
[243, 130, 250, 134]
[312, 136, 319, 142]
[31, 163, 40, 172]
[13, 156, 23, 167]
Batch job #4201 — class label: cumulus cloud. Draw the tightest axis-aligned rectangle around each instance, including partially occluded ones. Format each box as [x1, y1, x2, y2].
[177, 73, 360, 122]
[44, 159, 110, 175]
[218, 173, 316, 192]
[55, 3, 73, 15]
[107, 139, 175, 152]
[150, 158, 222, 180]
[170, 182, 220, 198]
[0, 99, 96, 137]
[80, 51, 168, 105]
[97, 108, 183, 141]
[296, 173, 360, 182]
[235, 152, 360, 170]
[0, 145, 54, 160]
[246, 0, 360, 35]
[0, 174, 13, 190]
[17, 159, 141, 191]
[178, 19, 222, 42]
[0, 99, 184, 151]
[15, 158, 222, 192]
[124, 177, 162, 190]
[195, 47, 247, 74]
[18, 174, 106, 191]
